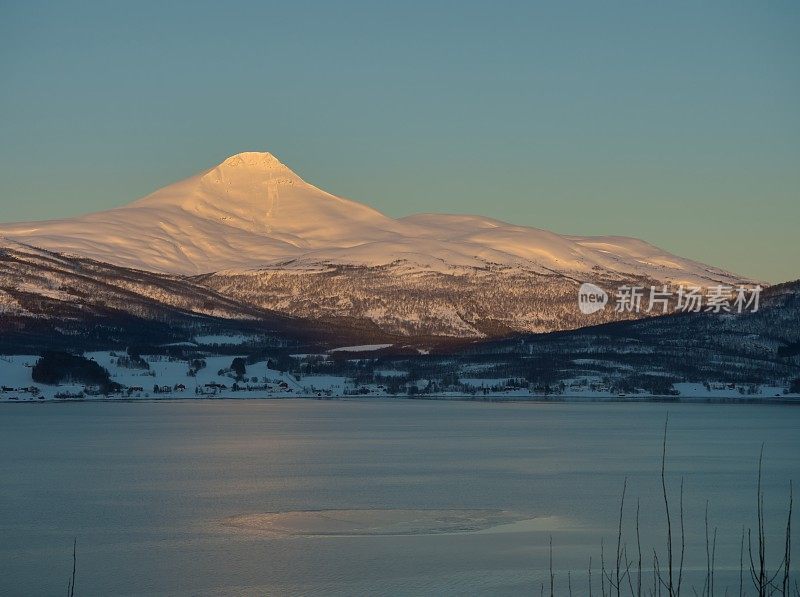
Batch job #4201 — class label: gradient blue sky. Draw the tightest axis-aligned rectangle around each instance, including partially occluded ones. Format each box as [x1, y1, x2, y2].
[1, 1, 798, 281]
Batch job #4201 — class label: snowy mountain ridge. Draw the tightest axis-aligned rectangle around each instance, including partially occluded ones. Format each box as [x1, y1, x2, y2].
[0, 151, 745, 286]
[0, 151, 758, 338]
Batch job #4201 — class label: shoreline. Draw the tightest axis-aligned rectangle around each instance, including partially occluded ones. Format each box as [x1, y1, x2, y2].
[2, 394, 799, 405]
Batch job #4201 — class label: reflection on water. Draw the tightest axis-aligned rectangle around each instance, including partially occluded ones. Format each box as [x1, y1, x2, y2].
[0, 400, 798, 595]
[223, 509, 533, 536]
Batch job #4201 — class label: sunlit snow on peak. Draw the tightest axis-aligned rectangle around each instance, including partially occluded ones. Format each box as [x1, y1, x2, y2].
[0, 152, 749, 286]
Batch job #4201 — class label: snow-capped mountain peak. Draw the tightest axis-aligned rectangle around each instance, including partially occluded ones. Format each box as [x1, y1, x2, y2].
[0, 150, 761, 337]
[0, 151, 747, 288]
[217, 151, 290, 171]
[134, 151, 304, 210]
[199, 151, 302, 187]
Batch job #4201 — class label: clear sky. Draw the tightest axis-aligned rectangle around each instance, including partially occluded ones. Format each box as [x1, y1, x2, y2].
[1, 1, 798, 282]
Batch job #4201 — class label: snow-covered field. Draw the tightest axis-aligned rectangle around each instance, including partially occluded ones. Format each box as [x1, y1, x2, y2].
[0, 352, 797, 403]
[0, 352, 343, 401]
[329, 344, 393, 353]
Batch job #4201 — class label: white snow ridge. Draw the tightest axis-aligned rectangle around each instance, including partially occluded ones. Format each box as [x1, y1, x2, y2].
[0, 151, 756, 337]
[0, 151, 743, 285]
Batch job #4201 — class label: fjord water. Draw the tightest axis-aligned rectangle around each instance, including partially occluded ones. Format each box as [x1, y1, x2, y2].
[0, 401, 798, 596]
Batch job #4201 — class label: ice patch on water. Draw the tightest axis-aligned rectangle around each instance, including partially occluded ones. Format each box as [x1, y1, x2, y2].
[222, 509, 535, 537]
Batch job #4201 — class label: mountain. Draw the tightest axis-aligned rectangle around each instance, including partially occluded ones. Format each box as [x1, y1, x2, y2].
[304, 280, 797, 396]
[0, 151, 756, 338]
[0, 238, 380, 353]
[445, 279, 800, 393]
[0, 151, 745, 282]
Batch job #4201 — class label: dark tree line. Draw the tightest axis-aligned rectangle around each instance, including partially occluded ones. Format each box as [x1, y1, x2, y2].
[31, 351, 120, 393]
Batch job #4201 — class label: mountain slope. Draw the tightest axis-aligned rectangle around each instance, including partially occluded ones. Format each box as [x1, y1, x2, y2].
[0, 239, 375, 352]
[450, 279, 800, 391]
[1, 151, 745, 285]
[0, 151, 758, 338]
[198, 263, 661, 338]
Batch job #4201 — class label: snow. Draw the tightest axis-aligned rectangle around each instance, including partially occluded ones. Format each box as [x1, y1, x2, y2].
[0, 352, 796, 403]
[0, 151, 751, 287]
[461, 378, 512, 388]
[0, 355, 40, 387]
[193, 334, 259, 346]
[0, 352, 299, 400]
[673, 383, 789, 398]
[329, 344, 393, 353]
[374, 369, 407, 378]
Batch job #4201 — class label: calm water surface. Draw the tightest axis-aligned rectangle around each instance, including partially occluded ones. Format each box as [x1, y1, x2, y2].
[0, 400, 798, 596]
